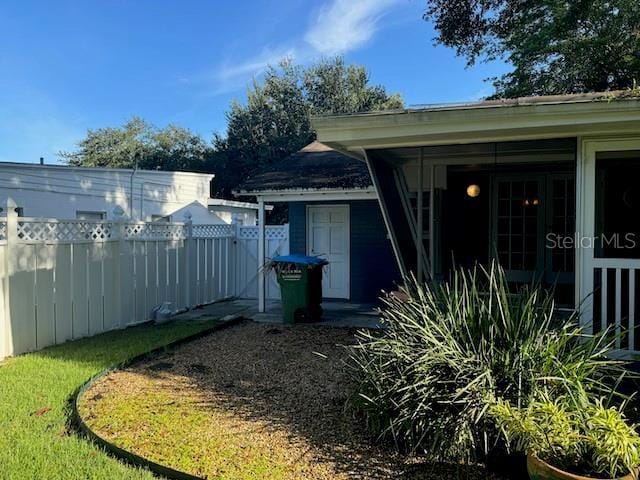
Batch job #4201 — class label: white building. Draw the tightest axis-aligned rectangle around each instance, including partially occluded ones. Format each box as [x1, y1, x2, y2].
[0, 162, 262, 225]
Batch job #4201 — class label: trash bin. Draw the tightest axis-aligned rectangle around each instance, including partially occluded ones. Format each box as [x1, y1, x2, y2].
[270, 254, 328, 324]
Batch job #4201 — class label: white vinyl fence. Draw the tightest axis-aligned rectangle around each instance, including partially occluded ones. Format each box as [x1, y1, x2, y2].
[0, 212, 288, 359]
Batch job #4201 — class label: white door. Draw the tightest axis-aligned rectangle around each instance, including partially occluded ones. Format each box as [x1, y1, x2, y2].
[307, 205, 350, 299]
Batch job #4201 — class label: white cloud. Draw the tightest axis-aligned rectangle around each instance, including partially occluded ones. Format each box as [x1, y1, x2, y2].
[304, 0, 400, 56]
[207, 0, 400, 92]
[215, 46, 297, 85]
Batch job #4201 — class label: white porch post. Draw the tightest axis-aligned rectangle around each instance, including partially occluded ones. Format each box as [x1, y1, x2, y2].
[575, 136, 590, 334]
[257, 198, 266, 313]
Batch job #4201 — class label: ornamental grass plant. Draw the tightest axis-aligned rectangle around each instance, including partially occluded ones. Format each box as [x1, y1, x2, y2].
[348, 262, 626, 463]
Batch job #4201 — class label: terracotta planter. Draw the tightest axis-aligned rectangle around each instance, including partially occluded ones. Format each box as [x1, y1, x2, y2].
[527, 454, 637, 480]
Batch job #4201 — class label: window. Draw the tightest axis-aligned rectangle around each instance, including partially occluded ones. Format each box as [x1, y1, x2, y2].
[495, 179, 541, 272]
[76, 211, 106, 221]
[595, 151, 640, 259]
[151, 214, 172, 223]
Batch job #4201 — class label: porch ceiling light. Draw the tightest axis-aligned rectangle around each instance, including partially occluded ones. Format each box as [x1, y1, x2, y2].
[466, 184, 481, 198]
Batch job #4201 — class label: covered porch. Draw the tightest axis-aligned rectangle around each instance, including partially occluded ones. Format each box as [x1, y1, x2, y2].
[313, 92, 640, 355]
[235, 141, 400, 316]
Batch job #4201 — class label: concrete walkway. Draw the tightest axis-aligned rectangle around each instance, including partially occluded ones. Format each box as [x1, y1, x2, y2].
[175, 298, 384, 329]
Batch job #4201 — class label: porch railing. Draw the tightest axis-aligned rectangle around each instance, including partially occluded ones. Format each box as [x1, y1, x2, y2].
[592, 258, 640, 352]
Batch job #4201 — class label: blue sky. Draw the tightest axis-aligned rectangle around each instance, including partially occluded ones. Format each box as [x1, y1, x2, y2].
[0, 0, 508, 164]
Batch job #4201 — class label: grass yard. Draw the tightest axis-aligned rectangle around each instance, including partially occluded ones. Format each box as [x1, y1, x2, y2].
[79, 320, 501, 480]
[0, 317, 220, 480]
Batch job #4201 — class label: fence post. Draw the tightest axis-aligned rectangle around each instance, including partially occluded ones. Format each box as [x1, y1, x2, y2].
[1, 200, 18, 358]
[183, 212, 193, 309]
[257, 199, 266, 312]
[112, 206, 126, 328]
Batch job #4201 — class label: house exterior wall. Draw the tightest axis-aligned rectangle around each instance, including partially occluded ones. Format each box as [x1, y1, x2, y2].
[207, 207, 259, 226]
[0, 163, 219, 223]
[289, 199, 401, 303]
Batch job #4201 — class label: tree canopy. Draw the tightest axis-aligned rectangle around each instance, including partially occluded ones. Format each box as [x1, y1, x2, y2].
[424, 0, 640, 98]
[212, 56, 403, 196]
[60, 118, 210, 171]
[60, 57, 402, 199]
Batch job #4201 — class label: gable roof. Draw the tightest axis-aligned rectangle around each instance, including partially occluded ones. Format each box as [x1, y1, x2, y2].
[233, 141, 373, 194]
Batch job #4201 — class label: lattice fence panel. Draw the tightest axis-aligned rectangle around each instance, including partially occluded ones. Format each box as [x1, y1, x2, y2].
[238, 226, 288, 240]
[123, 222, 187, 240]
[192, 224, 235, 238]
[16, 219, 114, 242]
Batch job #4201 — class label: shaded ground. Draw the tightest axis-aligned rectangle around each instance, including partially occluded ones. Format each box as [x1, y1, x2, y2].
[79, 320, 502, 479]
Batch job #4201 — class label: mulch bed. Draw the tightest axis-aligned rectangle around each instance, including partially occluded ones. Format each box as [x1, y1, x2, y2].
[79, 320, 502, 479]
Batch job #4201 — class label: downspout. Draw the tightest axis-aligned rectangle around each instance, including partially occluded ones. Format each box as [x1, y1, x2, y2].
[130, 152, 139, 220]
[129, 168, 136, 220]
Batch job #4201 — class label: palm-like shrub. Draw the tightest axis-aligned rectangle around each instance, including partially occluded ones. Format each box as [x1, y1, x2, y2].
[491, 394, 640, 477]
[348, 262, 623, 462]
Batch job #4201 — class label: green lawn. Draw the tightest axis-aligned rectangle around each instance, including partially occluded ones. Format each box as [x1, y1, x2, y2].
[0, 318, 220, 480]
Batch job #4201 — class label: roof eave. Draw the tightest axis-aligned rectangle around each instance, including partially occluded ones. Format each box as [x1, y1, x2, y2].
[312, 98, 640, 151]
[233, 186, 376, 201]
[207, 198, 274, 211]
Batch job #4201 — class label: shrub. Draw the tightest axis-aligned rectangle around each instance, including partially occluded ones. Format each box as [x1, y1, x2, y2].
[491, 394, 640, 478]
[348, 262, 624, 463]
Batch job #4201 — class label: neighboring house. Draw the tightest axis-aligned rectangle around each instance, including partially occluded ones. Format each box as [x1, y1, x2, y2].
[308, 91, 640, 355]
[0, 162, 262, 225]
[235, 141, 400, 303]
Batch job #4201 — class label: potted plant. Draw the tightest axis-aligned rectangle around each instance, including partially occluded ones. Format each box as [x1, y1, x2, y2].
[490, 394, 640, 480]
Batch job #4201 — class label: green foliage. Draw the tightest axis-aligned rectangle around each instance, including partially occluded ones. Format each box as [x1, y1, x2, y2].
[348, 262, 622, 463]
[491, 394, 640, 477]
[60, 117, 211, 171]
[212, 56, 403, 197]
[304, 57, 404, 115]
[61, 57, 401, 201]
[423, 0, 640, 98]
[212, 60, 314, 197]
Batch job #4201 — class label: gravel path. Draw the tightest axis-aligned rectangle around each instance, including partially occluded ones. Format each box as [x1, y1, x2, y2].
[80, 320, 501, 479]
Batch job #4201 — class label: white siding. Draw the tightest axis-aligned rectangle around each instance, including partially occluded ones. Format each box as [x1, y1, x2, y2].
[0, 163, 217, 223]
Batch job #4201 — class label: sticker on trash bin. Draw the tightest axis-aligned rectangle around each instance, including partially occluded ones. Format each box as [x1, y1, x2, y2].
[281, 270, 303, 281]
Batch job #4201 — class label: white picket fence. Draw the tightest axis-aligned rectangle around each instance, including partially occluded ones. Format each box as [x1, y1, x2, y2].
[0, 213, 288, 359]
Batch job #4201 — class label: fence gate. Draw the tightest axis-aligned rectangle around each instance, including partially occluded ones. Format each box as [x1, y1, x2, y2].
[235, 225, 289, 299]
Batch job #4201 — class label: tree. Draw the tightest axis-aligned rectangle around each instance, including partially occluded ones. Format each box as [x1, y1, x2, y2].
[60, 118, 211, 171]
[212, 56, 403, 196]
[423, 0, 640, 98]
[61, 57, 402, 202]
[304, 57, 404, 115]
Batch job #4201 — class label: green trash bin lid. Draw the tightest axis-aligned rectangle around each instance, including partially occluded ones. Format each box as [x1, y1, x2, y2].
[271, 254, 328, 266]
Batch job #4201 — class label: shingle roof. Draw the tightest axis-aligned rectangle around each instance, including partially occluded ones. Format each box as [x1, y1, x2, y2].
[234, 141, 373, 193]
